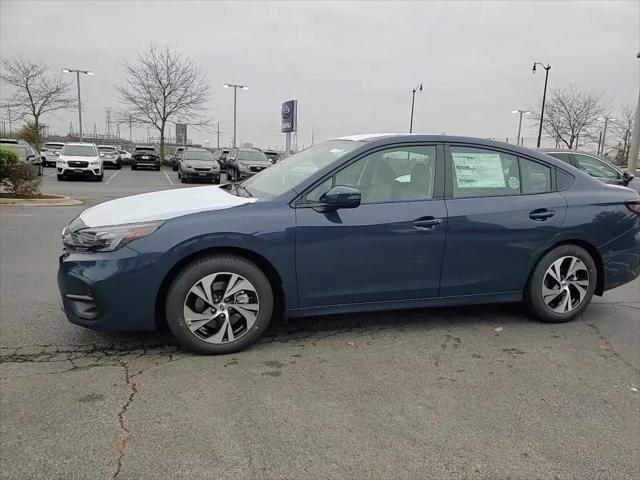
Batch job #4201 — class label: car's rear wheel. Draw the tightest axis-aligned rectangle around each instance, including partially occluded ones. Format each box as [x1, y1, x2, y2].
[57, 174, 65, 181]
[213, 176, 220, 184]
[525, 245, 597, 323]
[165, 255, 274, 354]
[131, 165, 137, 170]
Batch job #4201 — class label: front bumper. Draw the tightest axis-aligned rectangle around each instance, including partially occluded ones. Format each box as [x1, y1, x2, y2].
[132, 159, 160, 168]
[58, 166, 102, 177]
[57, 247, 161, 331]
[182, 170, 220, 179]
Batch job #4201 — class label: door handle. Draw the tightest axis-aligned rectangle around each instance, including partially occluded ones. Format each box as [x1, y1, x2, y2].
[529, 209, 555, 221]
[413, 217, 444, 230]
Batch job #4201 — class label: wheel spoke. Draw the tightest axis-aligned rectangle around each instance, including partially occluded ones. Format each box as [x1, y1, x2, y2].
[569, 281, 588, 302]
[209, 316, 235, 343]
[547, 259, 564, 285]
[230, 304, 259, 330]
[183, 305, 214, 332]
[559, 290, 571, 312]
[223, 276, 256, 300]
[543, 285, 562, 303]
[190, 273, 217, 306]
[567, 258, 586, 278]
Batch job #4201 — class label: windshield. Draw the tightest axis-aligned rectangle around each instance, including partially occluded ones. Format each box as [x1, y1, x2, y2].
[61, 145, 97, 157]
[242, 140, 361, 197]
[238, 150, 269, 163]
[134, 148, 155, 153]
[44, 143, 64, 150]
[184, 150, 213, 161]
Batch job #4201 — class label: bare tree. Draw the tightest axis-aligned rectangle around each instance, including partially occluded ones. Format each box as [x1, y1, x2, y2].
[611, 105, 634, 164]
[0, 57, 75, 148]
[533, 85, 608, 149]
[117, 45, 211, 159]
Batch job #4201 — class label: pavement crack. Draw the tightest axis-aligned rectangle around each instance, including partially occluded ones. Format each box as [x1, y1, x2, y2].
[113, 361, 137, 480]
[584, 320, 639, 375]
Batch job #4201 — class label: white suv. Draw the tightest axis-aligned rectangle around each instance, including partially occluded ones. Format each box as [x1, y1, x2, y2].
[57, 143, 103, 182]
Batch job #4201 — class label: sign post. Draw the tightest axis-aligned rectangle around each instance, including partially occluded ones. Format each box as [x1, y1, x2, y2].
[281, 100, 297, 155]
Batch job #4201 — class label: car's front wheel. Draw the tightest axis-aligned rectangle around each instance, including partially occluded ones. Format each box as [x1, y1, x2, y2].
[57, 174, 65, 181]
[525, 244, 597, 323]
[165, 255, 274, 354]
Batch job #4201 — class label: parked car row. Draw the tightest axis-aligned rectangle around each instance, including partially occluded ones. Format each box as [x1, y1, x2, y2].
[0, 138, 45, 176]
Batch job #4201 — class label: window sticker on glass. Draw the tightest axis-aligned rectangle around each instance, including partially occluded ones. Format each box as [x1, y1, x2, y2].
[453, 152, 506, 188]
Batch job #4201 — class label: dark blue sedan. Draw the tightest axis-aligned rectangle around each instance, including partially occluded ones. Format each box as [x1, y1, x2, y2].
[58, 135, 640, 354]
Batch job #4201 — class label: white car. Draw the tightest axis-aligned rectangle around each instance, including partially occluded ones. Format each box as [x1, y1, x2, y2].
[57, 143, 103, 182]
[118, 149, 132, 163]
[41, 142, 65, 167]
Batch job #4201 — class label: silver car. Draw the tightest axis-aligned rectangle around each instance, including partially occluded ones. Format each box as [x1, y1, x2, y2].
[178, 148, 221, 184]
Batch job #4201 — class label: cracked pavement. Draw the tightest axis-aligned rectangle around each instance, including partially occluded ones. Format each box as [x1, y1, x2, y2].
[1, 169, 639, 479]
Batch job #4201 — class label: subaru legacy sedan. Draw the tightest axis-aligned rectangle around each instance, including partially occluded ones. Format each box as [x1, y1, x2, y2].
[58, 135, 640, 354]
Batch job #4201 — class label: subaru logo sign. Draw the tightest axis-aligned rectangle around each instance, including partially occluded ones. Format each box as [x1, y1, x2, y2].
[281, 100, 297, 133]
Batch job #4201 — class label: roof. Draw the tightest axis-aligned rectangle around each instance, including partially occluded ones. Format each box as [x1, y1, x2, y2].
[336, 133, 421, 142]
[65, 142, 96, 146]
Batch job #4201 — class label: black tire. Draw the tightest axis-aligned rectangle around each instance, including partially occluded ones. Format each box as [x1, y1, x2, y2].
[172, 165, 178, 172]
[155, 166, 161, 171]
[117, 164, 122, 170]
[131, 165, 137, 170]
[524, 244, 597, 323]
[180, 177, 186, 184]
[57, 174, 65, 181]
[213, 176, 220, 185]
[165, 255, 274, 354]
[95, 174, 103, 182]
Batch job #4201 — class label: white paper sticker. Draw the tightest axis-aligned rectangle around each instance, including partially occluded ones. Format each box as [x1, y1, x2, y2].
[453, 152, 506, 189]
[508, 176, 520, 190]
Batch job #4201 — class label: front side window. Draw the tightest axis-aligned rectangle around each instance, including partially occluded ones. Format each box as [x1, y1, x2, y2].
[573, 154, 619, 180]
[61, 145, 97, 157]
[451, 147, 520, 198]
[305, 145, 437, 204]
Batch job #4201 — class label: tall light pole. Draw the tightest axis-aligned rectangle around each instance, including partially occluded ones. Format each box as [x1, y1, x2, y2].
[532, 62, 551, 148]
[409, 83, 423, 133]
[223, 83, 248, 148]
[512, 110, 532, 146]
[63, 69, 93, 142]
[597, 116, 616, 155]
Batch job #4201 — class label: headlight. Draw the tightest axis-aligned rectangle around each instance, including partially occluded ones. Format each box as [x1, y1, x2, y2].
[239, 164, 250, 172]
[90, 160, 100, 165]
[184, 164, 194, 169]
[62, 221, 164, 252]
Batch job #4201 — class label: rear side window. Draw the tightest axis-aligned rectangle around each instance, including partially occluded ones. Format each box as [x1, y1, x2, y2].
[451, 147, 520, 198]
[573, 153, 619, 180]
[520, 158, 551, 194]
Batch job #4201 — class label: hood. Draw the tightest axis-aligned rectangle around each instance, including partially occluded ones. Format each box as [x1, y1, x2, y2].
[78, 185, 256, 228]
[59, 155, 100, 161]
[239, 158, 271, 165]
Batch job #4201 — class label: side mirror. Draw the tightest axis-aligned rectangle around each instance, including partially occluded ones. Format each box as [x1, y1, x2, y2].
[314, 185, 361, 212]
[622, 171, 634, 185]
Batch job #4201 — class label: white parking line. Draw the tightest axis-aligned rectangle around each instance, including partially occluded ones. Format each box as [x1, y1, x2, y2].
[105, 170, 121, 185]
[163, 170, 174, 185]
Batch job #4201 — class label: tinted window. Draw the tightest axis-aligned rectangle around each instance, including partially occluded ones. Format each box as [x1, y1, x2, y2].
[306, 145, 437, 204]
[98, 147, 117, 152]
[134, 147, 155, 153]
[546, 152, 572, 164]
[43, 143, 64, 150]
[61, 145, 97, 157]
[451, 147, 520, 198]
[184, 150, 213, 161]
[520, 158, 551, 194]
[573, 154, 619, 180]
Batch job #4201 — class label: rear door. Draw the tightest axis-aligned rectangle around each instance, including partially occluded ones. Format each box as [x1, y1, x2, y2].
[440, 144, 567, 297]
[295, 144, 447, 307]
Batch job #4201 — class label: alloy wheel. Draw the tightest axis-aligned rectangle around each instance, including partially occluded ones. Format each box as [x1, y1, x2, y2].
[183, 272, 260, 344]
[542, 256, 589, 313]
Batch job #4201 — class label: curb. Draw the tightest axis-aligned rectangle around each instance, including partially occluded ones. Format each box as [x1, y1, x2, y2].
[0, 195, 82, 207]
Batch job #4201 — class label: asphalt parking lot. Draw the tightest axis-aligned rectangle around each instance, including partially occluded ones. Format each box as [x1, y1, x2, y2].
[1, 166, 639, 480]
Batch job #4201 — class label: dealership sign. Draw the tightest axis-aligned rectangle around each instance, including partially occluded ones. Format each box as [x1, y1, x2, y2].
[281, 100, 297, 133]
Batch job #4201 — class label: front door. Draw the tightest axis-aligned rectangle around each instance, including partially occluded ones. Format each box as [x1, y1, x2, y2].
[295, 144, 447, 308]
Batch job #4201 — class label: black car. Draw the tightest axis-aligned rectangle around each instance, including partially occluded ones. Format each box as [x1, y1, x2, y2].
[226, 148, 272, 182]
[170, 147, 185, 171]
[97, 145, 122, 169]
[212, 148, 230, 172]
[131, 146, 161, 171]
[541, 149, 638, 192]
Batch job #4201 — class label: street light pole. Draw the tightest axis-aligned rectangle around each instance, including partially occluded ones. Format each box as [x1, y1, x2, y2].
[532, 62, 551, 148]
[223, 83, 248, 148]
[63, 68, 93, 142]
[409, 83, 423, 133]
[512, 110, 532, 146]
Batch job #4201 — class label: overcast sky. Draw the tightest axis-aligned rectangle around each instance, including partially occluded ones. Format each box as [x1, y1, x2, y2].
[1, 0, 638, 149]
